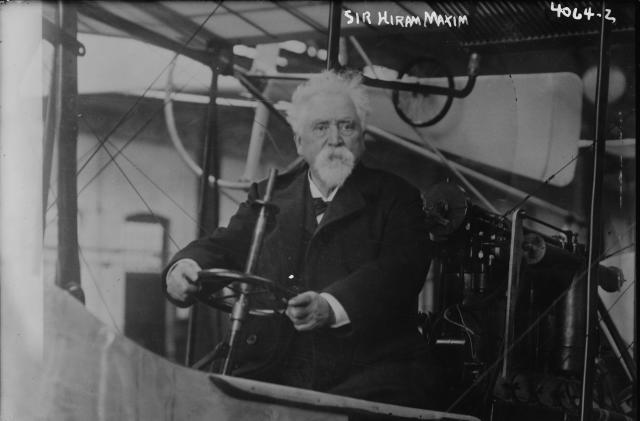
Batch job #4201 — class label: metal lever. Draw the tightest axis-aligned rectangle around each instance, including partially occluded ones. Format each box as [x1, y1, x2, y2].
[222, 168, 278, 375]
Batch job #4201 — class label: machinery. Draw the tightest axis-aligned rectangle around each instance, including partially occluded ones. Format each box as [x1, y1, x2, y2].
[422, 181, 634, 421]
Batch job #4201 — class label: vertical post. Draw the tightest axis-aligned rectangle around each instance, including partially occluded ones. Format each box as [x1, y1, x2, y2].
[579, 2, 611, 420]
[326, 1, 342, 70]
[242, 103, 268, 182]
[501, 209, 524, 378]
[185, 45, 222, 367]
[1, 3, 44, 418]
[55, 1, 84, 303]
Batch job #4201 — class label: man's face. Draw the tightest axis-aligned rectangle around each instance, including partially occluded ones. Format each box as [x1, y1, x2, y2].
[295, 93, 364, 188]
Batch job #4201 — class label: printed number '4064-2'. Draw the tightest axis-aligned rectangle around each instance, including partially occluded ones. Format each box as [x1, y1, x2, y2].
[550, 2, 616, 24]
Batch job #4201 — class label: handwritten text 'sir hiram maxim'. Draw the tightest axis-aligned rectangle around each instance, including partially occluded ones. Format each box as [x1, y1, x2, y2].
[344, 9, 469, 28]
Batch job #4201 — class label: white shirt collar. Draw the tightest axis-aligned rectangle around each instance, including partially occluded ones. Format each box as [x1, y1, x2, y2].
[308, 171, 339, 201]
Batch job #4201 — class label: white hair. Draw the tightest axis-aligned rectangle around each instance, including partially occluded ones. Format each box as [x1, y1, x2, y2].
[287, 70, 370, 136]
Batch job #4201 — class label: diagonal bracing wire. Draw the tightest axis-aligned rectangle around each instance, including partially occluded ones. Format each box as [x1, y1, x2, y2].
[501, 145, 591, 218]
[46, 1, 224, 213]
[78, 248, 122, 334]
[80, 117, 183, 251]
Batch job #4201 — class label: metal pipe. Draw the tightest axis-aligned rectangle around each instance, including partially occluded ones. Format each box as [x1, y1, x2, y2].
[326, 1, 342, 70]
[580, 3, 611, 420]
[55, 1, 84, 304]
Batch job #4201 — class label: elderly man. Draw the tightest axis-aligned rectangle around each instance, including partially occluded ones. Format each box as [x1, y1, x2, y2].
[163, 70, 438, 408]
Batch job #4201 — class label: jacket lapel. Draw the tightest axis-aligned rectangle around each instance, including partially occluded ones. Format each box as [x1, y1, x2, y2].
[269, 169, 308, 281]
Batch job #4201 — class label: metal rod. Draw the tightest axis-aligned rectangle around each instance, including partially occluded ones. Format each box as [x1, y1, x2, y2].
[326, 0, 342, 70]
[363, 73, 477, 98]
[55, 1, 84, 304]
[523, 213, 573, 238]
[580, 3, 611, 420]
[185, 48, 223, 367]
[222, 169, 278, 375]
[502, 209, 525, 378]
[348, 36, 376, 75]
[233, 66, 291, 128]
[366, 125, 578, 221]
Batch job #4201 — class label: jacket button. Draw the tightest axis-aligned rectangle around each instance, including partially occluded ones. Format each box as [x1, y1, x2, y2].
[246, 334, 257, 345]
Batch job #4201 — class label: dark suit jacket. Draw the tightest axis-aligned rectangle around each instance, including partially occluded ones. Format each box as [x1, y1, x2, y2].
[163, 163, 431, 370]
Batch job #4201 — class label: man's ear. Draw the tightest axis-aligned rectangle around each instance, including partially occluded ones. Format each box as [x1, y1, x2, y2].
[293, 135, 303, 154]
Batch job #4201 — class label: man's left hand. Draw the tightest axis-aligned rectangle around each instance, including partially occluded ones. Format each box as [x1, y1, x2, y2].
[286, 291, 334, 331]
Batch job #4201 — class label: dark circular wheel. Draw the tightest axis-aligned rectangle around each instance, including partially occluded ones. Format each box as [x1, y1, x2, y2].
[392, 56, 455, 127]
[422, 181, 470, 238]
[195, 268, 295, 316]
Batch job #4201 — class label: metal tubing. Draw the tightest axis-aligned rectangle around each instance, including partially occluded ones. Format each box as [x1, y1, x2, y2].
[326, 1, 342, 70]
[580, 3, 611, 420]
[55, 1, 84, 303]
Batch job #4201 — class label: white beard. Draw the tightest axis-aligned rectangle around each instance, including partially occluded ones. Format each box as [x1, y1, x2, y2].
[312, 147, 355, 190]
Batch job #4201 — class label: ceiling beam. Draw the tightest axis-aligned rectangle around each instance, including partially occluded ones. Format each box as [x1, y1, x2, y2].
[77, 1, 210, 64]
[143, 2, 231, 49]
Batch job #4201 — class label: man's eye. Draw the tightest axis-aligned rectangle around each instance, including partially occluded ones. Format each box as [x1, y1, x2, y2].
[313, 123, 329, 133]
[339, 121, 356, 132]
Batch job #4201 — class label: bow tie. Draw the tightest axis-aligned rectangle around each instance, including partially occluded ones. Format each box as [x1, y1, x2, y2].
[311, 197, 330, 216]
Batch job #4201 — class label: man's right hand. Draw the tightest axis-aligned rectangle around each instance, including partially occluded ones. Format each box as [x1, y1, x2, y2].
[166, 259, 202, 303]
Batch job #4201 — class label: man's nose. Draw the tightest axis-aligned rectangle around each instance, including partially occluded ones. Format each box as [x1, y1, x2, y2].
[327, 123, 343, 146]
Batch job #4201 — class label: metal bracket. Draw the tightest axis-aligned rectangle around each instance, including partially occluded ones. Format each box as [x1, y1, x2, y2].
[42, 17, 86, 56]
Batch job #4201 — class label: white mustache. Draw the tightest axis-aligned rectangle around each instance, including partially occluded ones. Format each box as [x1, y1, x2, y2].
[322, 147, 354, 164]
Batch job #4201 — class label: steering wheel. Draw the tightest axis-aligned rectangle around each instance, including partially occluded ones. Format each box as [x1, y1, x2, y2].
[195, 268, 296, 316]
